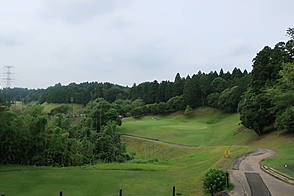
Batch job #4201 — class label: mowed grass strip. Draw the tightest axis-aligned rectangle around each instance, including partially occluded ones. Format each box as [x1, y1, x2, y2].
[119, 107, 257, 146]
[0, 144, 253, 196]
[0, 166, 174, 196]
[119, 107, 294, 177]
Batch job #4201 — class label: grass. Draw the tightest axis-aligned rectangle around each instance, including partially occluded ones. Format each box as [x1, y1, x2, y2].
[0, 165, 175, 196]
[1, 107, 293, 196]
[41, 102, 85, 114]
[119, 107, 257, 146]
[119, 107, 294, 178]
[249, 131, 294, 177]
[0, 145, 252, 196]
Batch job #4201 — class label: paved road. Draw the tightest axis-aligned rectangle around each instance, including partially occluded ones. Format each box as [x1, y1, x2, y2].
[229, 148, 294, 196]
[245, 173, 271, 196]
[121, 134, 200, 149]
[122, 135, 294, 195]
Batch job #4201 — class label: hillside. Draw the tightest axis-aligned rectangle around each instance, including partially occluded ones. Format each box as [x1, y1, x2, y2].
[0, 107, 293, 196]
[119, 107, 294, 177]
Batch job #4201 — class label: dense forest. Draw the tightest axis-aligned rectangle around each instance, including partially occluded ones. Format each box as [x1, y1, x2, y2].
[0, 28, 293, 166]
[239, 29, 294, 135]
[0, 98, 132, 166]
[1, 67, 250, 114]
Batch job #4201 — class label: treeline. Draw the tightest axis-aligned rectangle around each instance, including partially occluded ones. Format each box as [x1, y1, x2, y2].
[0, 98, 132, 166]
[1, 67, 250, 115]
[109, 68, 250, 117]
[239, 29, 294, 135]
[1, 82, 129, 104]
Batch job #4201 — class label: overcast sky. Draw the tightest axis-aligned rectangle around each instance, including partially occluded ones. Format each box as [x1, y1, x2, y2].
[0, 0, 293, 89]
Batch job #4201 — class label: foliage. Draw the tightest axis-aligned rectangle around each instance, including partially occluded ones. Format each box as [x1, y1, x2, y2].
[211, 77, 228, 93]
[184, 105, 193, 116]
[173, 73, 185, 97]
[218, 86, 242, 113]
[166, 96, 185, 112]
[86, 98, 121, 131]
[239, 89, 275, 135]
[207, 93, 220, 108]
[202, 168, 227, 194]
[49, 104, 71, 115]
[240, 30, 294, 135]
[183, 76, 203, 107]
[287, 27, 294, 40]
[2, 68, 250, 116]
[275, 106, 294, 133]
[0, 102, 128, 166]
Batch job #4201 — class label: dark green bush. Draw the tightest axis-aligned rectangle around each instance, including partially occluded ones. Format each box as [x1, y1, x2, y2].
[203, 168, 227, 194]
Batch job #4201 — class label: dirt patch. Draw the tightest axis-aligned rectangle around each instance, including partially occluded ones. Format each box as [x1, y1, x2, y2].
[278, 132, 294, 139]
[233, 126, 247, 136]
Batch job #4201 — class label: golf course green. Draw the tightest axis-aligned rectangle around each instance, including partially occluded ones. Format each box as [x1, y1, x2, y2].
[0, 107, 293, 196]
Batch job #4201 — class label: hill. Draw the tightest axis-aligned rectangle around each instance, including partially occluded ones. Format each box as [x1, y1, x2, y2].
[0, 107, 293, 196]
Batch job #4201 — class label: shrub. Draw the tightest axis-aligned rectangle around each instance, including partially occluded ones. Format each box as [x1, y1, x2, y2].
[184, 105, 193, 116]
[275, 106, 294, 133]
[203, 168, 227, 195]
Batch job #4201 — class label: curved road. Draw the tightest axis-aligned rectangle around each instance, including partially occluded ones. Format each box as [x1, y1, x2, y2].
[229, 148, 294, 196]
[121, 135, 294, 195]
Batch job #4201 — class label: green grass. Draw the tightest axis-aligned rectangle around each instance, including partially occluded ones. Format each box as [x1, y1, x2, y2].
[0, 165, 175, 196]
[0, 144, 252, 196]
[41, 102, 85, 114]
[1, 107, 293, 196]
[119, 107, 257, 146]
[249, 131, 294, 177]
[119, 107, 294, 178]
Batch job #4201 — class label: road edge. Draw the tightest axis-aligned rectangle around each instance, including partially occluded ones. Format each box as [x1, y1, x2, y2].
[261, 165, 294, 185]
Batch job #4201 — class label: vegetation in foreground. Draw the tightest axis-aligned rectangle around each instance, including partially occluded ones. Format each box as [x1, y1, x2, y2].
[0, 107, 293, 195]
[119, 108, 294, 178]
[0, 139, 252, 196]
[0, 28, 293, 196]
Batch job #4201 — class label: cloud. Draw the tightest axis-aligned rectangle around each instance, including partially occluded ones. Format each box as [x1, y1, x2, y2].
[0, 0, 293, 88]
[41, 0, 130, 24]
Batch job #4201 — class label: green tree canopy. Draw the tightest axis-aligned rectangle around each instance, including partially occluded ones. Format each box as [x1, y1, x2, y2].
[211, 77, 228, 93]
[184, 105, 193, 116]
[86, 98, 121, 131]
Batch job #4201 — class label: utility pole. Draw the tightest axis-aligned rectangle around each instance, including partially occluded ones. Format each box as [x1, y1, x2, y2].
[2, 66, 14, 88]
[100, 103, 102, 130]
[1, 66, 14, 105]
[70, 97, 74, 117]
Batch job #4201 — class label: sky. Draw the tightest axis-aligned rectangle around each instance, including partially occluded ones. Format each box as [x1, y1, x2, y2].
[0, 0, 293, 89]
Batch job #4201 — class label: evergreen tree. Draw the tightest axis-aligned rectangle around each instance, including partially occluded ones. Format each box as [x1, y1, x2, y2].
[183, 76, 202, 108]
[173, 73, 185, 96]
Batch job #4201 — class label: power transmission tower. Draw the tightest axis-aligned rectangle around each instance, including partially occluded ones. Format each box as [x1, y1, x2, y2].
[3, 65, 14, 88]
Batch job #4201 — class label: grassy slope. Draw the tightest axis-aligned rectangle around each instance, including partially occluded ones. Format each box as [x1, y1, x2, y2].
[41, 102, 85, 114]
[119, 107, 294, 178]
[249, 131, 294, 177]
[0, 107, 293, 196]
[119, 107, 257, 146]
[121, 137, 253, 195]
[10, 102, 85, 114]
[0, 142, 252, 196]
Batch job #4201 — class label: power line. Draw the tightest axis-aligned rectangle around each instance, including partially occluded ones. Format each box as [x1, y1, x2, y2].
[2, 65, 14, 88]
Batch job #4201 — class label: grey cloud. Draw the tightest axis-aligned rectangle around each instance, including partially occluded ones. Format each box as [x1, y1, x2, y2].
[42, 0, 130, 24]
[0, 36, 22, 47]
[0, 0, 293, 89]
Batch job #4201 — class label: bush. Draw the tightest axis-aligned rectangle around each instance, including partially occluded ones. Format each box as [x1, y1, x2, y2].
[50, 104, 71, 115]
[203, 168, 227, 195]
[130, 157, 160, 164]
[184, 105, 193, 116]
[275, 106, 294, 133]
